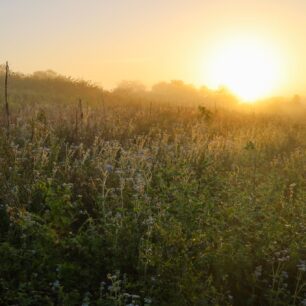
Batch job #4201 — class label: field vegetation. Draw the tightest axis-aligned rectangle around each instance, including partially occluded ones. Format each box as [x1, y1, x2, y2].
[0, 69, 305, 305]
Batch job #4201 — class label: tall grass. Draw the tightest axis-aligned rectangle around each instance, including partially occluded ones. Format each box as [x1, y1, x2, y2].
[0, 72, 305, 305]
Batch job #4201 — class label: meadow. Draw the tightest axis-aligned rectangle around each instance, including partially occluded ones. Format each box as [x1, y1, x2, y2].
[0, 70, 305, 305]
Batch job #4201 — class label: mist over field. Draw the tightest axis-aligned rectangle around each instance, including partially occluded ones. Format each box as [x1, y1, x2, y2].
[1, 68, 305, 113]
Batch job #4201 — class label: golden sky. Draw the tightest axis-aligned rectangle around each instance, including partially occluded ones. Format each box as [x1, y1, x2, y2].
[1, 0, 306, 99]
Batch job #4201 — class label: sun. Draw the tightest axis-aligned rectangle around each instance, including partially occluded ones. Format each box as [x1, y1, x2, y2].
[208, 36, 282, 102]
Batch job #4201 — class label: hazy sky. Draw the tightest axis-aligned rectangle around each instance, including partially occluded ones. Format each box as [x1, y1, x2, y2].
[1, 0, 306, 96]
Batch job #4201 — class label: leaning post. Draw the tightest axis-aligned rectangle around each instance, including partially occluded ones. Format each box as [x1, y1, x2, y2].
[4, 61, 10, 135]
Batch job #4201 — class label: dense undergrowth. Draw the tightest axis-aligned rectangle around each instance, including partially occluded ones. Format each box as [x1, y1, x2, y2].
[0, 72, 305, 305]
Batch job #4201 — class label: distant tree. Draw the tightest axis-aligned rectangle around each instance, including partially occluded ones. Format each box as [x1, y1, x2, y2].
[151, 80, 201, 105]
[115, 81, 146, 94]
[32, 70, 59, 79]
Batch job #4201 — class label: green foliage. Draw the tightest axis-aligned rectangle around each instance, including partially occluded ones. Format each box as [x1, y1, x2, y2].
[0, 75, 305, 305]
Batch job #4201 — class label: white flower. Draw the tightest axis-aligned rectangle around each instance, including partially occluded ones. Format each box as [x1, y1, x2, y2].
[297, 260, 306, 272]
[52, 280, 60, 289]
[254, 265, 262, 278]
[281, 271, 288, 279]
[104, 164, 113, 173]
[144, 297, 152, 304]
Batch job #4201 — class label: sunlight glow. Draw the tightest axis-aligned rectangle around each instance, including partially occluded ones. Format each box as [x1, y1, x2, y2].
[208, 36, 282, 102]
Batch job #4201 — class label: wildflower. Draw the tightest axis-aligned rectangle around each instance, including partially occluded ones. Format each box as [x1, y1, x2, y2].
[278, 256, 290, 262]
[144, 297, 152, 304]
[151, 276, 156, 282]
[254, 265, 262, 278]
[297, 260, 306, 272]
[275, 250, 290, 262]
[123, 293, 131, 298]
[104, 164, 113, 173]
[52, 280, 60, 289]
[281, 271, 288, 279]
[134, 173, 145, 193]
[144, 216, 154, 226]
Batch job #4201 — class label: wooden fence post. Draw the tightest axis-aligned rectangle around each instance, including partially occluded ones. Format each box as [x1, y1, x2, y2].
[4, 61, 10, 134]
